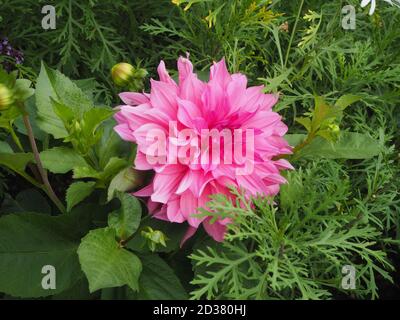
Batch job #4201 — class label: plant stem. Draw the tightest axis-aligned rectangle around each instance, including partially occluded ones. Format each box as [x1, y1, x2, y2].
[21, 110, 66, 214]
[284, 0, 305, 67]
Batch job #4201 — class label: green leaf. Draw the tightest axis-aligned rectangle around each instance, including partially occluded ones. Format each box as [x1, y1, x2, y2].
[299, 132, 381, 159]
[73, 165, 100, 179]
[77, 227, 142, 293]
[35, 62, 92, 138]
[14, 79, 34, 101]
[134, 255, 188, 300]
[96, 121, 130, 169]
[100, 157, 128, 182]
[15, 189, 51, 214]
[295, 117, 312, 132]
[0, 189, 51, 215]
[40, 147, 87, 173]
[73, 157, 127, 184]
[66, 181, 96, 212]
[107, 167, 142, 202]
[0, 212, 91, 298]
[108, 192, 142, 240]
[335, 94, 361, 110]
[0, 141, 13, 154]
[14, 97, 47, 141]
[0, 152, 33, 174]
[82, 108, 114, 141]
[312, 96, 339, 132]
[285, 134, 306, 147]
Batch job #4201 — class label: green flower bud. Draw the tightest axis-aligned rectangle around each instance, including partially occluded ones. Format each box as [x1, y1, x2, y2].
[111, 63, 136, 87]
[141, 227, 168, 252]
[0, 84, 14, 110]
[328, 124, 340, 135]
[74, 121, 82, 133]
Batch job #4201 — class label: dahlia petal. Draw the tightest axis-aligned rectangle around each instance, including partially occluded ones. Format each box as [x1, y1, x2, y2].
[152, 171, 184, 203]
[114, 124, 136, 142]
[201, 80, 225, 115]
[119, 92, 149, 105]
[134, 151, 153, 170]
[274, 159, 295, 170]
[236, 174, 267, 196]
[134, 183, 154, 197]
[180, 190, 202, 228]
[167, 195, 186, 223]
[177, 98, 204, 129]
[242, 111, 281, 132]
[180, 226, 197, 247]
[178, 54, 194, 84]
[157, 60, 178, 86]
[150, 79, 178, 118]
[227, 73, 247, 114]
[203, 218, 226, 242]
[176, 170, 193, 194]
[210, 58, 231, 89]
[179, 73, 206, 106]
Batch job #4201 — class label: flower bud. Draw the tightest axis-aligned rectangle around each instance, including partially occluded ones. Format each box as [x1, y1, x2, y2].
[111, 63, 136, 87]
[328, 124, 340, 135]
[0, 83, 14, 110]
[141, 227, 168, 252]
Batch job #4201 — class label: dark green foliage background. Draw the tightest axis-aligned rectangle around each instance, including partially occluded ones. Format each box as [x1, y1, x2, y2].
[0, 0, 399, 299]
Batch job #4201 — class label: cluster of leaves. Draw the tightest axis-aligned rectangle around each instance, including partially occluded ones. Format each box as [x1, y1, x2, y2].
[0, 0, 171, 102]
[0, 65, 188, 300]
[0, 0, 399, 300]
[190, 160, 397, 300]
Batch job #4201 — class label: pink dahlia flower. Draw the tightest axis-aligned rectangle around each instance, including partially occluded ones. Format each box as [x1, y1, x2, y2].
[114, 56, 293, 243]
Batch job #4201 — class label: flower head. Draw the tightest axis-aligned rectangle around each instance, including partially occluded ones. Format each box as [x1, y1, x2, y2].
[361, 0, 400, 15]
[114, 56, 293, 242]
[0, 38, 24, 72]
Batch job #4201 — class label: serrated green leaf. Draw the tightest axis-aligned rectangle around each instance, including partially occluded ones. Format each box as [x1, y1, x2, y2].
[72, 165, 100, 179]
[77, 227, 142, 293]
[40, 147, 88, 174]
[66, 181, 96, 212]
[0, 211, 91, 298]
[35, 62, 93, 138]
[108, 192, 142, 240]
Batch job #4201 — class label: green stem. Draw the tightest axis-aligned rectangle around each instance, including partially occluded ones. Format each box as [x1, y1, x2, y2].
[284, 0, 305, 67]
[21, 108, 66, 213]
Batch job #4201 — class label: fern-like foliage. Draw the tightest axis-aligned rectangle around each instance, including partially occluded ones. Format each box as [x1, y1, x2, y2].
[190, 160, 395, 300]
